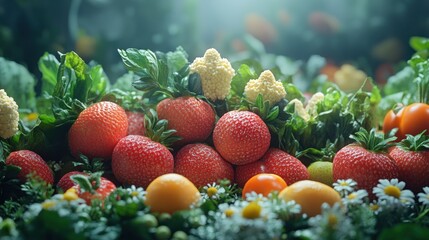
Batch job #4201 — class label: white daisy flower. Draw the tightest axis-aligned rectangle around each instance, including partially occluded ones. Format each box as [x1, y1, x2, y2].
[126, 185, 145, 202]
[195, 199, 283, 240]
[201, 182, 226, 201]
[417, 187, 429, 206]
[369, 200, 383, 215]
[333, 179, 357, 196]
[372, 179, 415, 205]
[304, 202, 355, 239]
[243, 191, 267, 202]
[342, 189, 368, 205]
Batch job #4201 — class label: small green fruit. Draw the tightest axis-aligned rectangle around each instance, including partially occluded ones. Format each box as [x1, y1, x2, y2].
[156, 225, 171, 240]
[172, 230, 188, 240]
[307, 161, 334, 186]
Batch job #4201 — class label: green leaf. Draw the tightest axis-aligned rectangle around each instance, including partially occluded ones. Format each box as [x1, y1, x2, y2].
[383, 66, 415, 96]
[283, 83, 304, 102]
[230, 64, 258, 97]
[410, 37, 429, 52]
[379, 223, 429, 240]
[0, 57, 37, 109]
[118, 48, 159, 81]
[87, 64, 110, 101]
[38, 53, 60, 94]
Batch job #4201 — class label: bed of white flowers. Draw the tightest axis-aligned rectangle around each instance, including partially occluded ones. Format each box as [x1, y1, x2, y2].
[1, 178, 429, 240]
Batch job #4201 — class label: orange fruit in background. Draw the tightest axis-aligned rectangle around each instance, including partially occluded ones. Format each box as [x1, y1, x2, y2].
[278, 180, 341, 217]
[145, 173, 201, 214]
[242, 173, 287, 199]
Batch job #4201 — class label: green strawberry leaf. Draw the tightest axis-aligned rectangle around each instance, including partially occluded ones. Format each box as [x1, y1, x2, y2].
[398, 130, 429, 151]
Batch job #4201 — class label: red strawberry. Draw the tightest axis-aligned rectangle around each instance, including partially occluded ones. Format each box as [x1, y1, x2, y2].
[387, 133, 429, 193]
[213, 110, 271, 165]
[72, 175, 116, 205]
[126, 111, 145, 136]
[6, 150, 54, 184]
[333, 128, 399, 198]
[57, 171, 87, 192]
[235, 148, 309, 187]
[174, 143, 234, 188]
[157, 97, 215, 146]
[112, 135, 174, 188]
[388, 147, 429, 193]
[68, 101, 128, 159]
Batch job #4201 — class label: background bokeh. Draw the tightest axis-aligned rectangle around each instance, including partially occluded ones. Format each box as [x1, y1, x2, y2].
[1, 0, 428, 83]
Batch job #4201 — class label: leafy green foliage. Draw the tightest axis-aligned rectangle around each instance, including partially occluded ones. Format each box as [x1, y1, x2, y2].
[71, 172, 103, 194]
[144, 109, 181, 148]
[0, 57, 37, 110]
[20, 173, 54, 203]
[410, 36, 429, 59]
[350, 128, 396, 152]
[398, 130, 429, 151]
[118, 47, 194, 105]
[72, 154, 104, 173]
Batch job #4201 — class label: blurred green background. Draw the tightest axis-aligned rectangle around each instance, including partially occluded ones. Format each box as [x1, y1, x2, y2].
[1, 0, 428, 84]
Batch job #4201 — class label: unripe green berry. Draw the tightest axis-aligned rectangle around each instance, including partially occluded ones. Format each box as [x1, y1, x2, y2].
[155, 225, 171, 240]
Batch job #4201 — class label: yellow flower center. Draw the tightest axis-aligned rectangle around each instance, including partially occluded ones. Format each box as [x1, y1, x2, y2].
[207, 187, 218, 197]
[347, 193, 357, 200]
[224, 208, 234, 218]
[63, 188, 79, 201]
[384, 185, 401, 198]
[42, 200, 57, 209]
[340, 182, 349, 187]
[131, 191, 139, 197]
[327, 214, 338, 227]
[26, 113, 38, 121]
[370, 204, 379, 212]
[242, 202, 262, 219]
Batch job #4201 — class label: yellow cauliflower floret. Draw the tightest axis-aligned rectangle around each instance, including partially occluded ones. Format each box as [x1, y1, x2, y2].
[334, 64, 372, 93]
[0, 89, 19, 139]
[244, 70, 286, 106]
[190, 48, 235, 101]
[288, 99, 310, 121]
[305, 92, 325, 116]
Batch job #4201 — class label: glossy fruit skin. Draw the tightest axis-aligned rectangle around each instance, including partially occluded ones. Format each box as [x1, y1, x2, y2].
[73, 177, 116, 205]
[213, 111, 271, 165]
[279, 180, 341, 217]
[57, 171, 86, 192]
[399, 103, 429, 138]
[382, 108, 404, 140]
[145, 173, 201, 214]
[307, 161, 334, 186]
[333, 144, 399, 198]
[235, 148, 309, 187]
[156, 97, 215, 146]
[242, 173, 287, 199]
[174, 143, 234, 188]
[388, 146, 429, 193]
[383, 103, 429, 141]
[126, 111, 145, 136]
[112, 135, 174, 188]
[68, 101, 128, 159]
[6, 150, 54, 184]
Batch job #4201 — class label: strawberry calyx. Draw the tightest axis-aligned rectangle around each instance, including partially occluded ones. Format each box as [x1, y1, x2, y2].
[350, 128, 397, 152]
[71, 172, 103, 195]
[144, 109, 181, 149]
[398, 130, 429, 151]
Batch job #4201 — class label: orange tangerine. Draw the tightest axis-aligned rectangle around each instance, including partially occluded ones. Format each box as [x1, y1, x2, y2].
[242, 173, 287, 199]
[145, 173, 200, 214]
[278, 180, 341, 217]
